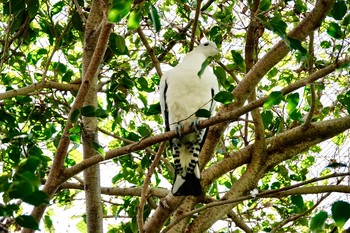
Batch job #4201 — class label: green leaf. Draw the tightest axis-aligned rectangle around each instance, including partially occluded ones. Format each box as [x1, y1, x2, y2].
[261, 110, 273, 129]
[108, 0, 133, 23]
[69, 134, 81, 144]
[263, 91, 284, 109]
[285, 36, 307, 55]
[115, 35, 126, 53]
[332, 201, 350, 228]
[27, 0, 39, 18]
[96, 108, 108, 118]
[330, 0, 347, 20]
[343, 14, 350, 25]
[294, 0, 307, 13]
[92, 142, 105, 158]
[44, 214, 53, 230]
[144, 103, 161, 116]
[137, 125, 151, 137]
[327, 22, 343, 39]
[127, 10, 142, 30]
[213, 66, 226, 82]
[291, 195, 304, 209]
[150, 4, 161, 32]
[195, 109, 211, 118]
[23, 190, 50, 206]
[286, 93, 299, 115]
[289, 109, 303, 121]
[325, 162, 347, 169]
[267, 67, 278, 78]
[320, 40, 331, 49]
[15, 215, 39, 230]
[70, 108, 80, 123]
[270, 16, 287, 36]
[231, 50, 244, 66]
[62, 70, 74, 83]
[198, 57, 213, 78]
[337, 90, 350, 114]
[259, 0, 271, 11]
[81, 105, 96, 117]
[214, 91, 234, 105]
[310, 211, 328, 232]
[51, 1, 64, 16]
[18, 156, 41, 173]
[271, 181, 280, 189]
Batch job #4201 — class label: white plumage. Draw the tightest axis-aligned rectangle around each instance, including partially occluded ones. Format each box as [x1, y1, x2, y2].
[159, 41, 219, 196]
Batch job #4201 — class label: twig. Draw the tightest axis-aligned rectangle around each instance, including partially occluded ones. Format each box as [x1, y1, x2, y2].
[73, 0, 87, 22]
[137, 27, 163, 77]
[217, 61, 240, 84]
[137, 141, 166, 233]
[303, 32, 315, 129]
[227, 210, 253, 233]
[189, 0, 202, 51]
[201, 0, 215, 11]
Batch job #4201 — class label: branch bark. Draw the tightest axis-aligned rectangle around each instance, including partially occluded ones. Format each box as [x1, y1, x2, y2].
[81, 0, 108, 232]
[0, 81, 80, 101]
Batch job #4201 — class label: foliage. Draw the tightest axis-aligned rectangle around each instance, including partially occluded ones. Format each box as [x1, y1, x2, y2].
[0, 0, 350, 232]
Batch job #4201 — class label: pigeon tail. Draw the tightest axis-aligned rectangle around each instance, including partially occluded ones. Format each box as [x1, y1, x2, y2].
[172, 173, 202, 196]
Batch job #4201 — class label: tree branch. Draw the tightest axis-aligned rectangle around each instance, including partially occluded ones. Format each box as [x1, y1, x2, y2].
[190, 0, 202, 50]
[137, 27, 163, 77]
[303, 31, 316, 129]
[138, 142, 166, 233]
[0, 81, 80, 101]
[58, 182, 169, 197]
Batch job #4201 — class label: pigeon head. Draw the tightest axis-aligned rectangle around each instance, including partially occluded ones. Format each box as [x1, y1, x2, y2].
[196, 41, 219, 57]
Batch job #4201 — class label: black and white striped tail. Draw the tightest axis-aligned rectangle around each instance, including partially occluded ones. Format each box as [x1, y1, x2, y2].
[171, 133, 203, 196]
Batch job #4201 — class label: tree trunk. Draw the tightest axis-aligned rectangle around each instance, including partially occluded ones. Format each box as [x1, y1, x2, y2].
[82, 0, 108, 232]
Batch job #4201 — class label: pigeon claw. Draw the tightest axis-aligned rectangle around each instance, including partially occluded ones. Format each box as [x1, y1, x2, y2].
[176, 124, 184, 138]
[191, 119, 202, 133]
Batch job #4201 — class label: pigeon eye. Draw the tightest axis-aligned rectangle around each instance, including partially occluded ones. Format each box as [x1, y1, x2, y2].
[203, 42, 209, 46]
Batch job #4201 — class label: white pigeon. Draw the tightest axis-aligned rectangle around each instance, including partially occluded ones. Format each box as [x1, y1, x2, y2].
[159, 41, 219, 196]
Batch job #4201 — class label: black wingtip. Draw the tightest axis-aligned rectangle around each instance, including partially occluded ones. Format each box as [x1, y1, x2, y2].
[172, 173, 202, 196]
